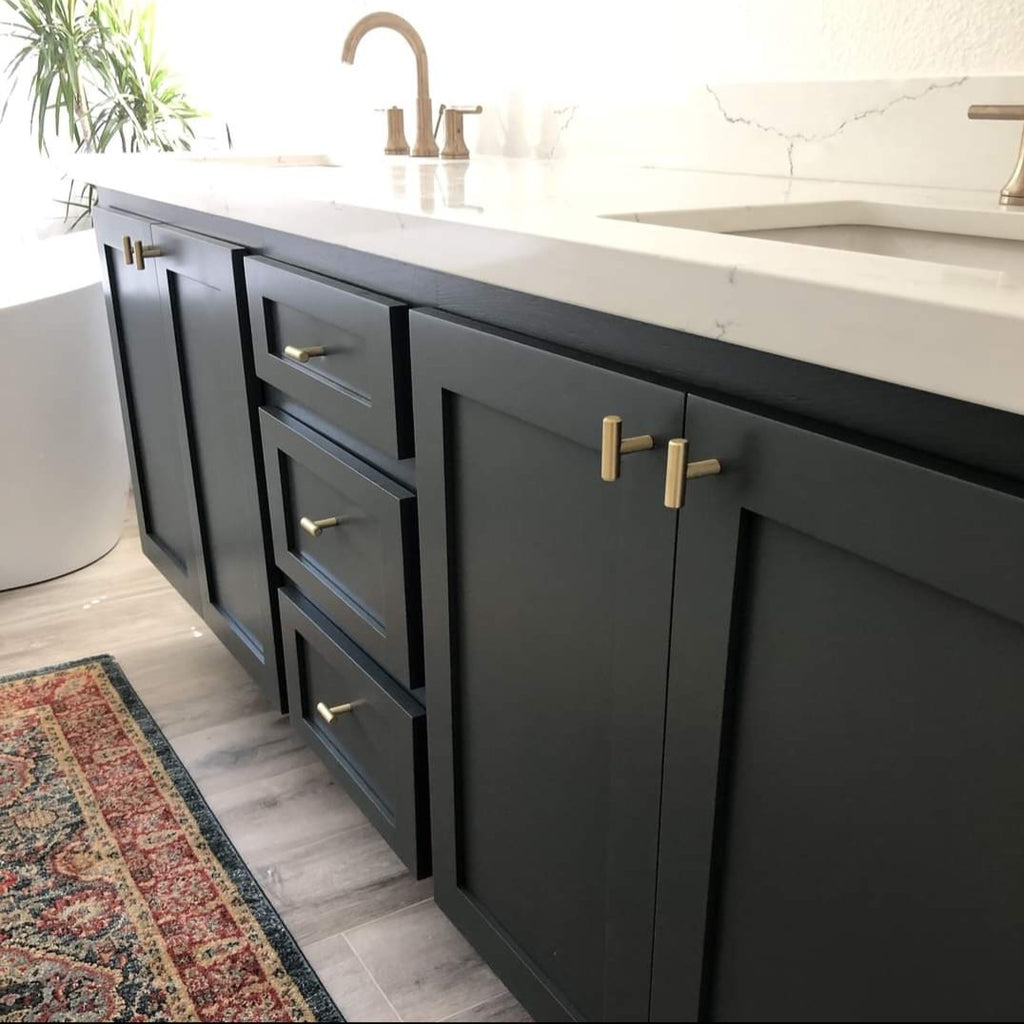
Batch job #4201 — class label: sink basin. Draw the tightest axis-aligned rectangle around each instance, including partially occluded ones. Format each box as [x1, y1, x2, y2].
[179, 153, 343, 169]
[603, 201, 1024, 274]
[735, 223, 1024, 274]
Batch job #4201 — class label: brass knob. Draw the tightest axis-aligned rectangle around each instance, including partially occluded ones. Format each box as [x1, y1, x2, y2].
[284, 345, 327, 363]
[664, 438, 722, 509]
[601, 415, 655, 482]
[316, 700, 354, 723]
[133, 240, 164, 270]
[300, 516, 340, 538]
[122, 235, 134, 266]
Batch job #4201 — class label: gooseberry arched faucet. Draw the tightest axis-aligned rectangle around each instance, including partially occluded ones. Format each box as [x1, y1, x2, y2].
[342, 12, 439, 158]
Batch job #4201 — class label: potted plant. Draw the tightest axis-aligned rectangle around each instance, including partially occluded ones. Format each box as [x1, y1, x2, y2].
[0, 1, 201, 587]
[2, 0, 201, 224]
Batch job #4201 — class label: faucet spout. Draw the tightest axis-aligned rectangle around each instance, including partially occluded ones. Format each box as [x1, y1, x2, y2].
[342, 12, 439, 158]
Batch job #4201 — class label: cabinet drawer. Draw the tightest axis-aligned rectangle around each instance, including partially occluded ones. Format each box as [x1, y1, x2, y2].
[246, 256, 412, 458]
[279, 589, 429, 877]
[260, 407, 422, 688]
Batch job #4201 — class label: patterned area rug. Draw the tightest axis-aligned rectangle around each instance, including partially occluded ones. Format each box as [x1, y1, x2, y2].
[0, 655, 342, 1022]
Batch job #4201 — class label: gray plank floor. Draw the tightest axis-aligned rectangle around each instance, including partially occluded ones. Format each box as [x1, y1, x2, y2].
[0, 504, 530, 1023]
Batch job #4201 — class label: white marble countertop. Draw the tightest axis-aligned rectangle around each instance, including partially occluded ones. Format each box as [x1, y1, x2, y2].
[71, 152, 1024, 417]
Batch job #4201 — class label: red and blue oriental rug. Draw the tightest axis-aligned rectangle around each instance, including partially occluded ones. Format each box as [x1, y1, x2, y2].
[0, 655, 341, 1021]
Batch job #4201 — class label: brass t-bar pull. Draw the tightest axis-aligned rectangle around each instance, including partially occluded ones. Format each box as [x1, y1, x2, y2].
[601, 415, 655, 482]
[967, 104, 1024, 206]
[133, 240, 164, 270]
[300, 516, 340, 538]
[284, 345, 327, 363]
[122, 235, 134, 265]
[316, 700, 355, 723]
[664, 438, 722, 509]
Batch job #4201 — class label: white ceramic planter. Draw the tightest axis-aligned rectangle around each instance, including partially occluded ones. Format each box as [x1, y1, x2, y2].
[0, 229, 129, 590]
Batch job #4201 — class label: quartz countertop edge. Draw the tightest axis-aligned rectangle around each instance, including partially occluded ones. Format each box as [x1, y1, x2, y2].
[70, 152, 1024, 418]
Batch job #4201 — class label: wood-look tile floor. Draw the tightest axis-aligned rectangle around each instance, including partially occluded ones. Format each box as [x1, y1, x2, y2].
[0, 505, 530, 1023]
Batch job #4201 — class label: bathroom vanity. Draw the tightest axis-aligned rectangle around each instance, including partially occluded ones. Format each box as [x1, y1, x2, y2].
[82, 154, 1024, 1022]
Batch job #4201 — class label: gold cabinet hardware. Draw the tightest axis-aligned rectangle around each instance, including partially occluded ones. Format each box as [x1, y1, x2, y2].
[375, 105, 410, 155]
[440, 104, 482, 160]
[967, 104, 1024, 206]
[316, 700, 355, 723]
[300, 516, 340, 538]
[133, 240, 164, 270]
[601, 415, 655, 482]
[664, 438, 723, 509]
[283, 345, 327, 363]
[122, 235, 134, 266]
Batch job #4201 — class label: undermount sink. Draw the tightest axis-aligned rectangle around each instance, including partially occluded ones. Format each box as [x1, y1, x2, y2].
[179, 153, 343, 169]
[603, 201, 1024, 274]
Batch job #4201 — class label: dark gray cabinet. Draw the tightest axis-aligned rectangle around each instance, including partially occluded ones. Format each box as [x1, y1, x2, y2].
[96, 193, 1024, 1024]
[414, 311, 1024, 1023]
[412, 309, 685, 1021]
[95, 212, 282, 708]
[652, 397, 1024, 1022]
[94, 209, 200, 610]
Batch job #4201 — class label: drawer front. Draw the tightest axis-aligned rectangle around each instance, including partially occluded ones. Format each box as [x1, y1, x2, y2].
[246, 256, 412, 458]
[280, 588, 429, 877]
[260, 407, 422, 689]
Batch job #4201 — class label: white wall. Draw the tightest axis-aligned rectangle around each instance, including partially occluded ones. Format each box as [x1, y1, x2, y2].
[0, 34, 54, 239]
[148, 0, 1024, 152]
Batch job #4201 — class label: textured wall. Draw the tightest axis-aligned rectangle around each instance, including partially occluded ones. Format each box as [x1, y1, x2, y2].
[139, 0, 1024, 158]
[152, 0, 1024, 127]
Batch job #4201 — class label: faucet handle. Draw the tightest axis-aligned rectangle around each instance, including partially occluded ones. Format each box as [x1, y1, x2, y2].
[968, 105, 1024, 121]
[967, 105, 1024, 206]
[374, 106, 410, 156]
[441, 105, 482, 160]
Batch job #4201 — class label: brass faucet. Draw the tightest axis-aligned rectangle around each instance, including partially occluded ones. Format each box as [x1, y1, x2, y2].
[342, 12, 439, 158]
[968, 104, 1024, 206]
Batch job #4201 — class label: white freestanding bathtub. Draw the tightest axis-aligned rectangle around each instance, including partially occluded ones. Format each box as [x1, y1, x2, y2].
[0, 230, 129, 590]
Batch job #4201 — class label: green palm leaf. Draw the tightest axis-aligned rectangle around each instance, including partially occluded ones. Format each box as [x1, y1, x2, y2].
[1, 0, 202, 222]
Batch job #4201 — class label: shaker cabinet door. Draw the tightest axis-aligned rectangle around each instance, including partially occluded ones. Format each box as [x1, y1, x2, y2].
[653, 396, 1024, 1022]
[152, 224, 282, 706]
[93, 208, 200, 609]
[413, 309, 685, 1021]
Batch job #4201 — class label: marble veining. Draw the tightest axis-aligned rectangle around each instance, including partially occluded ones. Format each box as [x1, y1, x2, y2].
[544, 105, 580, 160]
[704, 77, 970, 178]
[501, 74, 1024, 192]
